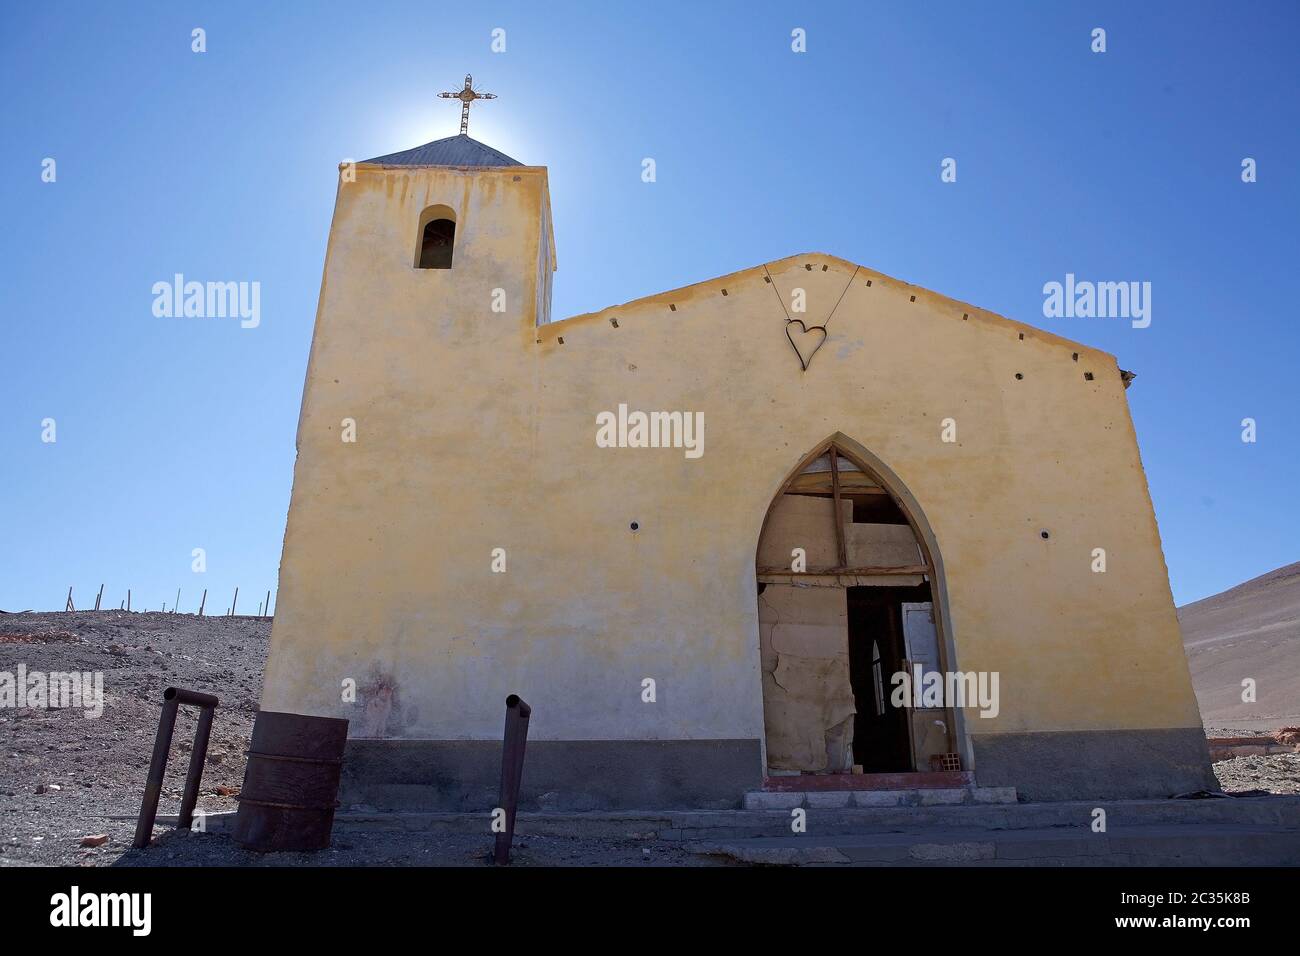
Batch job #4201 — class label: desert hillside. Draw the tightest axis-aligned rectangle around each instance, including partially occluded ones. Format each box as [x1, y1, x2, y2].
[1180, 561, 1300, 732]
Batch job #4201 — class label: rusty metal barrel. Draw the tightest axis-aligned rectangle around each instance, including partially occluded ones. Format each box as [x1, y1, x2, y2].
[233, 711, 349, 852]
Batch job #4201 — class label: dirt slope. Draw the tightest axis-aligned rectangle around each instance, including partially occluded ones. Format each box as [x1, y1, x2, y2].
[0, 611, 267, 865]
[1179, 562, 1300, 732]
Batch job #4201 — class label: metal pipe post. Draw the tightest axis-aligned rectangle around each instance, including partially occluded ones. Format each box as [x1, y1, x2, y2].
[493, 694, 532, 865]
[132, 697, 180, 848]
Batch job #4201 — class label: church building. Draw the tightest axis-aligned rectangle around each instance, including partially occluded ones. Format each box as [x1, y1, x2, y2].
[258, 84, 1214, 810]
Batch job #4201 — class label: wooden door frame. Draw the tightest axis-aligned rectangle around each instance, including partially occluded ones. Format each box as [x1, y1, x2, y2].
[754, 433, 973, 773]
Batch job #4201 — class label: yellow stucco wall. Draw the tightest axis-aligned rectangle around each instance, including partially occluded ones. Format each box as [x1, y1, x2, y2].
[260, 161, 1202, 753]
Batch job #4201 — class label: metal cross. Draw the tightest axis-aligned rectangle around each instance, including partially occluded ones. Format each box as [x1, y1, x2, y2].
[438, 74, 497, 135]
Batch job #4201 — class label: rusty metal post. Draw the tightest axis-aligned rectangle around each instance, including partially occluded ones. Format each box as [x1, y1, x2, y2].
[133, 696, 179, 848]
[132, 687, 219, 849]
[177, 705, 215, 831]
[493, 694, 531, 865]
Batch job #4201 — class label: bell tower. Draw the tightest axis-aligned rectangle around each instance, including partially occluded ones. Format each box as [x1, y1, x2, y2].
[261, 91, 555, 718]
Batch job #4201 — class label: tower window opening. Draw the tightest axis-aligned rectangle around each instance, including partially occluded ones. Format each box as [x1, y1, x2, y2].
[417, 218, 456, 269]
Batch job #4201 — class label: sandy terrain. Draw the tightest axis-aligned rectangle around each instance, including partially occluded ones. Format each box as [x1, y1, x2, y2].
[1180, 561, 1300, 732]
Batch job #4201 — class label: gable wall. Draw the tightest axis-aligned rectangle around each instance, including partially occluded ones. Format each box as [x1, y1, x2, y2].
[261, 186, 1208, 799]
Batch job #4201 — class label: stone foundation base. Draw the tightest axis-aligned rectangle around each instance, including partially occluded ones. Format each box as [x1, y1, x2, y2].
[338, 738, 763, 811]
[336, 727, 1217, 810]
[970, 727, 1216, 801]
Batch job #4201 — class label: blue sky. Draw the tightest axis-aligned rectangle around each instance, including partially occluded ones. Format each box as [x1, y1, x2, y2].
[1, 1, 1296, 611]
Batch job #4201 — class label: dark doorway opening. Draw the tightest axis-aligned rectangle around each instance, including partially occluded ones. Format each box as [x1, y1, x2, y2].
[847, 583, 930, 772]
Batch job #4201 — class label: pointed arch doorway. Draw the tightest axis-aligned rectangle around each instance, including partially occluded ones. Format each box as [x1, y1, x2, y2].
[754, 435, 970, 781]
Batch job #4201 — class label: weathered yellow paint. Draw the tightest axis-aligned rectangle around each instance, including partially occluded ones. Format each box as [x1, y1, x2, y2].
[261, 158, 1201, 757]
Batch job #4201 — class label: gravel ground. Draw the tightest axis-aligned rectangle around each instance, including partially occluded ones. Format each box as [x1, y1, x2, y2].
[108, 827, 723, 867]
[1213, 753, 1300, 795]
[0, 611, 265, 867]
[0, 611, 723, 867]
[1203, 725, 1300, 794]
[1204, 726, 1275, 738]
[1, 610, 1294, 866]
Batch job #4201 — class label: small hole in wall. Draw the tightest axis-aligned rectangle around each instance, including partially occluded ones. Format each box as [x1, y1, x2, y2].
[557, 336, 564, 344]
[805, 264, 813, 271]
[909, 295, 916, 302]
[866, 279, 872, 287]
[1015, 372, 1024, 380]
[821, 264, 828, 272]
[1084, 371, 1094, 381]
[630, 521, 640, 532]
[669, 304, 677, 311]
[763, 276, 771, 283]
[512, 175, 521, 182]
[962, 313, 968, 320]
[1040, 530, 1050, 540]
[721, 288, 729, 296]
[1072, 352, 1079, 362]
[610, 317, 619, 328]
[1018, 333, 1025, 340]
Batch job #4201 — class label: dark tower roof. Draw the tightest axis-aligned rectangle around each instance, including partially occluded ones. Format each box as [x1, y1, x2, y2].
[362, 133, 522, 167]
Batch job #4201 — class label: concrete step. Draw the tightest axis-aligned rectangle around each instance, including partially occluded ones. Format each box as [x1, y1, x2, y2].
[743, 786, 1017, 810]
[687, 823, 1300, 866]
[172, 794, 1300, 844]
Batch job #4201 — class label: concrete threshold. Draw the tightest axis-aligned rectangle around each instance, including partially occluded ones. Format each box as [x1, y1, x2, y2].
[744, 785, 1016, 809]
